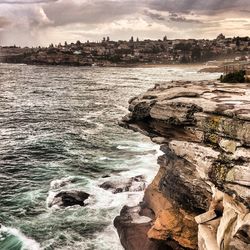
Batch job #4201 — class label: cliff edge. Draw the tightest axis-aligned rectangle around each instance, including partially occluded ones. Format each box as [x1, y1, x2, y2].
[115, 80, 250, 250]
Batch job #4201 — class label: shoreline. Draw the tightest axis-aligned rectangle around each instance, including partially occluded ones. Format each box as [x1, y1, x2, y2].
[1, 61, 207, 69]
[115, 79, 250, 250]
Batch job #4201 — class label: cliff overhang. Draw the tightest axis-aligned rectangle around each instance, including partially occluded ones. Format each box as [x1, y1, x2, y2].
[115, 80, 250, 250]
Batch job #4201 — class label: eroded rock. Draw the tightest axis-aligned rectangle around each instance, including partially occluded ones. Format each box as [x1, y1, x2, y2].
[114, 205, 157, 250]
[116, 80, 250, 250]
[48, 190, 90, 208]
[114, 205, 187, 250]
[99, 175, 146, 193]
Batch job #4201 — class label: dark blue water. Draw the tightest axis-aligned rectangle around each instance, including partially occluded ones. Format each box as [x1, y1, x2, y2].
[0, 64, 219, 250]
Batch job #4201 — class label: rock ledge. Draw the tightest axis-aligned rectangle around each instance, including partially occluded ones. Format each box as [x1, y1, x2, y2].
[115, 80, 250, 250]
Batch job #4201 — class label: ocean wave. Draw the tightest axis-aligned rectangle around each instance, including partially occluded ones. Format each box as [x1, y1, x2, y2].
[0, 226, 40, 250]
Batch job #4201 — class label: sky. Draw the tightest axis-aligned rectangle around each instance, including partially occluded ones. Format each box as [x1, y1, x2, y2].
[0, 0, 250, 46]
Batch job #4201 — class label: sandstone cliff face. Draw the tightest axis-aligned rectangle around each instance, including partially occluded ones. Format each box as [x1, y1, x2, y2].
[115, 80, 250, 250]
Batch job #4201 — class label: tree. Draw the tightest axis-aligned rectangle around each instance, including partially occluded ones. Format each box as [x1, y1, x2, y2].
[191, 46, 201, 62]
[236, 37, 240, 47]
[174, 43, 191, 51]
[180, 56, 189, 63]
[110, 54, 121, 63]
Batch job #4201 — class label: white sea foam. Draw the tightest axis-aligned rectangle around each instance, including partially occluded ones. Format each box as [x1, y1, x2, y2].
[0, 225, 41, 250]
[90, 225, 124, 250]
[47, 176, 90, 209]
[72, 140, 161, 249]
[47, 177, 75, 209]
[50, 176, 74, 190]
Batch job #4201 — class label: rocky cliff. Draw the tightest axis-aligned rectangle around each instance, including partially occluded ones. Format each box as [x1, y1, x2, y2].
[115, 80, 250, 250]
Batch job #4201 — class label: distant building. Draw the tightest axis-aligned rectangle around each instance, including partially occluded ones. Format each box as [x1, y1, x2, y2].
[73, 51, 82, 55]
[2, 35, 250, 66]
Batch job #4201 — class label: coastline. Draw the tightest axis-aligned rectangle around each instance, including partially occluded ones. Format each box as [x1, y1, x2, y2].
[0, 61, 209, 71]
[3, 65, 219, 249]
[115, 79, 250, 250]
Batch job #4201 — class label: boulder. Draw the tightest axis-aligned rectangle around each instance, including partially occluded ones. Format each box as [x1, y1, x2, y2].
[114, 205, 187, 250]
[48, 190, 90, 208]
[50, 177, 75, 190]
[99, 175, 146, 193]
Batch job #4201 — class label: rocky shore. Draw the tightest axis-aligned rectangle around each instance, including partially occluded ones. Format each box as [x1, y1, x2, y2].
[115, 80, 250, 249]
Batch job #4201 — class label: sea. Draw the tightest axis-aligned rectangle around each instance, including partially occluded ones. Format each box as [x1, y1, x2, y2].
[0, 64, 220, 250]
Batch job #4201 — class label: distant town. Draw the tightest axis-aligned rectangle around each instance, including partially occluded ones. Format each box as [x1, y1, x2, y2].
[0, 34, 250, 66]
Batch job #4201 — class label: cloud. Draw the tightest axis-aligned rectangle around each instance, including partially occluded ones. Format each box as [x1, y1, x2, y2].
[144, 10, 165, 21]
[43, 0, 142, 26]
[169, 13, 202, 23]
[0, 4, 52, 45]
[0, 16, 11, 28]
[240, 9, 250, 13]
[148, 0, 250, 15]
[0, 0, 57, 4]
[0, 0, 249, 46]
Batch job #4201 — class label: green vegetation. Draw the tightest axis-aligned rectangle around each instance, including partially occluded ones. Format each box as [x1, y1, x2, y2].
[220, 70, 246, 83]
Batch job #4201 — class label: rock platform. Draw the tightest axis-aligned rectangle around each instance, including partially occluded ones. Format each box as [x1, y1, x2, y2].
[115, 80, 250, 250]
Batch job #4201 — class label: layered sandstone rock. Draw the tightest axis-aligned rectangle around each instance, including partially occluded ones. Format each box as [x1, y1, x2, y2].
[99, 175, 146, 193]
[115, 80, 250, 250]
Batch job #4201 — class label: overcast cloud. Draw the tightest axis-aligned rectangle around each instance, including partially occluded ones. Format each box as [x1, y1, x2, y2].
[0, 0, 249, 46]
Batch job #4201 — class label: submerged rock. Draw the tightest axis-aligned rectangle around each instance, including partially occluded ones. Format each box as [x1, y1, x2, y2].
[50, 177, 75, 190]
[48, 190, 90, 208]
[99, 175, 146, 193]
[116, 80, 250, 250]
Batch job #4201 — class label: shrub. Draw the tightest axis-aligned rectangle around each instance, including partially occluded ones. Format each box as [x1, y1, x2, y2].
[220, 70, 246, 83]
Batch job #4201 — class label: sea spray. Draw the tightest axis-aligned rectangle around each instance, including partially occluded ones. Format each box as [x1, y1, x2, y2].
[0, 226, 40, 250]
